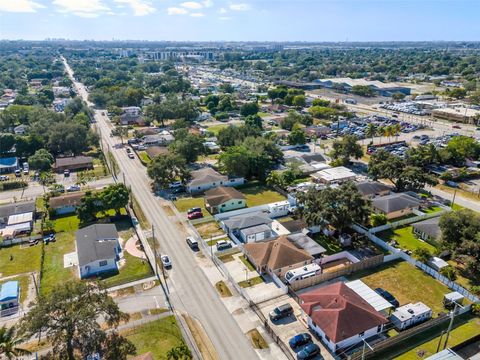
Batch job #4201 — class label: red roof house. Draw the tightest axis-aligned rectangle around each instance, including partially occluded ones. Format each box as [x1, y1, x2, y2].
[299, 282, 388, 353]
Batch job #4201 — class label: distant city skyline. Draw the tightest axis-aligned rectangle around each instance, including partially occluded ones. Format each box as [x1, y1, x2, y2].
[0, 0, 479, 42]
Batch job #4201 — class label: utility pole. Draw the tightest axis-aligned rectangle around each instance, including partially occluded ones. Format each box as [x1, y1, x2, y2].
[451, 189, 457, 209]
[361, 336, 373, 360]
[153, 225, 168, 293]
[443, 302, 460, 350]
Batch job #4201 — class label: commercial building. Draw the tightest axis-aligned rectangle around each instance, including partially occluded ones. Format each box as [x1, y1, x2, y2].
[315, 78, 412, 97]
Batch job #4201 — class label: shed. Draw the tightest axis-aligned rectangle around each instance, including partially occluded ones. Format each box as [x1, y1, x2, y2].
[428, 256, 449, 271]
[390, 302, 432, 330]
[0, 281, 19, 309]
[443, 292, 464, 308]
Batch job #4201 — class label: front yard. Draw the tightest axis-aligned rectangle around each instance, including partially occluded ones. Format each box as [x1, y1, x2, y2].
[123, 315, 186, 360]
[0, 243, 42, 277]
[173, 196, 206, 213]
[194, 221, 225, 238]
[377, 226, 438, 253]
[348, 260, 450, 317]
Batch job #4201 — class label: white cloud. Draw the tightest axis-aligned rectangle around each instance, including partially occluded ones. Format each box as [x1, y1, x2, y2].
[52, 0, 110, 18]
[0, 0, 44, 13]
[180, 1, 202, 9]
[219, 7, 227, 13]
[229, 3, 250, 11]
[190, 12, 204, 17]
[219, 16, 230, 20]
[202, 0, 213, 7]
[167, 6, 188, 15]
[114, 0, 155, 16]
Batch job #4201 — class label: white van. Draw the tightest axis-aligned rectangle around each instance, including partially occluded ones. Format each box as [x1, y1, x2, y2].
[285, 263, 321, 284]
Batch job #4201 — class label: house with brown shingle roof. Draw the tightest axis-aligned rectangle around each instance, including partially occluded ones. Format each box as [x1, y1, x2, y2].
[299, 282, 388, 353]
[204, 186, 246, 214]
[49, 192, 85, 215]
[243, 236, 314, 277]
[54, 156, 93, 173]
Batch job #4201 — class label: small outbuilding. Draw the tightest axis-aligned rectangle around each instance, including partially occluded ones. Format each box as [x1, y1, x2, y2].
[0, 281, 19, 311]
[390, 302, 432, 330]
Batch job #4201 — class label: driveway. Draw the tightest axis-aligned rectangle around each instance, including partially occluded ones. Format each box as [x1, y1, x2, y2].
[258, 295, 334, 360]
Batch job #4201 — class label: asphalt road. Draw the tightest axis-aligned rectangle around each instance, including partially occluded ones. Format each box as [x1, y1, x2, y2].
[63, 58, 259, 360]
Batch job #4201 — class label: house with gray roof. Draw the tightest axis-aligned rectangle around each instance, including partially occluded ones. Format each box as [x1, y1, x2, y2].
[75, 224, 121, 279]
[222, 212, 273, 243]
[412, 217, 442, 242]
[186, 167, 244, 194]
[355, 181, 391, 199]
[372, 193, 421, 219]
[0, 201, 35, 226]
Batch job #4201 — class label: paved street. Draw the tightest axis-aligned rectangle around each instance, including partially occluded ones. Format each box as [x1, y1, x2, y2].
[0, 177, 114, 203]
[63, 58, 260, 360]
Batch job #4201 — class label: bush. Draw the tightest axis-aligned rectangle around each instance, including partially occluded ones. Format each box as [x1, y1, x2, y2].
[440, 265, 457, 281]
[0, 181, 28, 191]
[413, 247, 432, 264]
[370, 213, 388, 227]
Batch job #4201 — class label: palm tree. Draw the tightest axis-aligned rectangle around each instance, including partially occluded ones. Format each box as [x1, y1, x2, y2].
[392, 123, 401, 142]
[0, 325, 31, 360]
[377, 126, 386, 145]
[365, 123, 377, 144]
[384, 125, 394, 143]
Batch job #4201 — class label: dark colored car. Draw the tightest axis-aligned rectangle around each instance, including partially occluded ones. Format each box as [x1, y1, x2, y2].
[269, 303, 293, 322]
[187, 211, 203, 220]
[375, 288, 400, 308]
[187, 207, 202, 214]
[289, 333, 312, 349]
[297, 343, 320, 360]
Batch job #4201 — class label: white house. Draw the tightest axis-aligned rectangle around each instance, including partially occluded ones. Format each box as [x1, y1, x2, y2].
[186, 167, 244, 194]
[311, 166, 357, 185]
[300, 282, 388, 353]
[75, 224, 122, 279]
[390, 302, 432, 330]
[222, 212, 273, 243]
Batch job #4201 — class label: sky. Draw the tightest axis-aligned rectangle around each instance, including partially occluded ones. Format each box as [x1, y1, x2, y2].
[0, 0, 480, 42]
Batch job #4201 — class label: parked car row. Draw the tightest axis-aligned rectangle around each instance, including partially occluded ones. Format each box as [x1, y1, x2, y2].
[367, 141, 409, 158]
[380, 102, 428, 116]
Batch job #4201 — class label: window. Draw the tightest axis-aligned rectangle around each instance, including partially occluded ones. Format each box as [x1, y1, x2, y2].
[99, 260, 108, 267]
[221, 204, 226, 207]
[238, 201, 242, 204]
[213, 183, 216, 186]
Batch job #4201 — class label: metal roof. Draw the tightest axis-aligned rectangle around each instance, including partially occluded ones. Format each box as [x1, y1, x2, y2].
[7, 212, 33, 225]
[425, 349, 463, 360]
[345, 280, 393, 313]
[0, 281, 19, 302]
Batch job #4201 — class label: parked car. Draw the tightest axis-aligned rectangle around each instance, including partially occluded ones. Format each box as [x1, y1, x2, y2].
[452, 125, 461, 129]
[64, 169, 70, 177]
[215, 240, 232, 251]
[375, 288, 400, 308]
[161, 255, 172, 268]
[289, 333, 312, 349]
[169, 181, 183, 189]
[15, 169, 21, 177]
[66, 185, 81, 192]
[0, 175, 9, 181]
[187, 207, 202, 214]
[297, 344, 320, 360]
[43, 234, 56, 244]
[187, 210, 203, 220]
[269, 303, 293, 322]
[126, 147, 131, 153]
[128, 153, 135, 159]
[186, 236, 199, 250]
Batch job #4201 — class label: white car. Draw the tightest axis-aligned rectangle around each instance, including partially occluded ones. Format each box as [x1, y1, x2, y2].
[128, 153, 135, 159]
[66, 185, 81, 192]
[161, 255, 172, 268]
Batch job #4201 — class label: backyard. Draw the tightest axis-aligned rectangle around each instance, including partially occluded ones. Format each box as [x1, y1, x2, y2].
[311, 233, 342, 255]
[240, 184, 286, 207]
[348, 260, 450, 317]
[0, 243, 42, 277]
[377, 226, 438, 253]
[123, 315, 186, 360]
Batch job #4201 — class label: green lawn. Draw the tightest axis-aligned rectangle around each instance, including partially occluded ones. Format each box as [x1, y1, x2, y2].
[138, 151, 151, 165]
[0, 243, 42, 277]
[124, 315, 186, 360]
[239, 255, 256, 271]
[378, 226, 437, 253]
[382, 315, 480, 360]
[258, 112, 270, 118]
[206, 124, 228, 135]
[348, 261, 450, 317]
[173, 196, 206, 213]
[53, 214, 80, 233]
[241, 185, 286, 207]
[422, 206, 443, 214]
[40, 231, 76, 296]
[312, 233, 342, 255]
[0, 275, 30, 305]
[101, 252, 153, 287]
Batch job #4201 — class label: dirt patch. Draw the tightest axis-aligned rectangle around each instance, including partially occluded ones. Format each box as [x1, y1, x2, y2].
[247, 328, 269, 349]
[194, 221, 225, 238]
[182, 314, 219, 360]
[232, 308, 245, 316]
[215, 281, 232, 298]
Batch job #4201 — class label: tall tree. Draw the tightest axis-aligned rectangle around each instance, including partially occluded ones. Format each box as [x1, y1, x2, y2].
[28, 149, 54, 171]
[147, 153, 190, 188]
[19, 281, 134, 360]
[100, 184, 130, 216]
[296, 182, 371, 233]
[329, 135, 363, 166]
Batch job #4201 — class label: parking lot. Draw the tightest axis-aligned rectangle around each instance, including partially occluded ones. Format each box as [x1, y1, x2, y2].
[257, 295, 334, 360]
